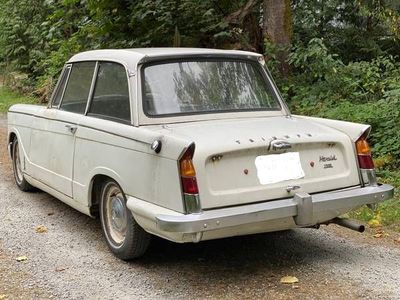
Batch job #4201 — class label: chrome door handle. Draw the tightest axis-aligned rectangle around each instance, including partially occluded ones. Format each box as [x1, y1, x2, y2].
[65, 124, 77, 134]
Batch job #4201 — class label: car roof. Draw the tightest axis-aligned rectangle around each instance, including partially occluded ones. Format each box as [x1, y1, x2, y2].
[67, 48, 263, 71]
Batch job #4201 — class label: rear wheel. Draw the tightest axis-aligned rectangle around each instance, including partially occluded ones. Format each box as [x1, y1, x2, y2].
[11, 137, 34, 192]
[99, 179, 150, 260]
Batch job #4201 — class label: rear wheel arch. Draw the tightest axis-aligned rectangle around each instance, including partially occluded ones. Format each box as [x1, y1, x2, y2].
[8, 132, 17, 158]
[89, 174, 110, 217]
[10, 134, 35, 192]
[89, 173, 126, 217]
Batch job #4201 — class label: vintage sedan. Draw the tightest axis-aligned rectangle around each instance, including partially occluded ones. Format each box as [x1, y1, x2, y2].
[7, 48, 394, 259]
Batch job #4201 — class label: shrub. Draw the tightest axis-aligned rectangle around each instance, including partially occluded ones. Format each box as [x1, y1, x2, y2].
[272, 38, 400, 168]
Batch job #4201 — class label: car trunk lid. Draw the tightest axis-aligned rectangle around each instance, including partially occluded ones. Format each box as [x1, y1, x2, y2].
[152, 116, 361, 209]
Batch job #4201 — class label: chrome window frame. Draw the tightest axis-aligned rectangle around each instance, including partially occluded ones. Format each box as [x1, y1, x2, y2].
[84, 62, 99, 115]
[49, 64, 72, 109]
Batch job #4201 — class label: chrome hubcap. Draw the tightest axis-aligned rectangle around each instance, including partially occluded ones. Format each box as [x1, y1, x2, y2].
[111, 196, 126, 232]
[105, 185, 127, 245]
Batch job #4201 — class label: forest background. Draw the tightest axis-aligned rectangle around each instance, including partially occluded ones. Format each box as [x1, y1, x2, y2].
[0, 0, 399, 228]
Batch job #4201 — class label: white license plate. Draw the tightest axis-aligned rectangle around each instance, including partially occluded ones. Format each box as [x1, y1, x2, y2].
[255, 152, 305, 185]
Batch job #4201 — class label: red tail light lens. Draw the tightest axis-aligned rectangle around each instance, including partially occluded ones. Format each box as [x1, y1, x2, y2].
[356, 137, 374, 169]
[179, 145, 198, 194]
[181, 177, 198, 194]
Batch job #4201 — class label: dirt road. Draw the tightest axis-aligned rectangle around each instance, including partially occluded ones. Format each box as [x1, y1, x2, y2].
[0, 114, 399, 299]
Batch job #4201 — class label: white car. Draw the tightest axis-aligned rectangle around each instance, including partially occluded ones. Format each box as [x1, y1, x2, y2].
[7, 48, 394, 259]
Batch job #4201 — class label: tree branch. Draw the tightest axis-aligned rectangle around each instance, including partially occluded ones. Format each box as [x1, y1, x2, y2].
[225, 0, 261, 24]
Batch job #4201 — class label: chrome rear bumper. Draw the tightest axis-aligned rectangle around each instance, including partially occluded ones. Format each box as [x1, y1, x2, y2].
[156, 184, 394, 233]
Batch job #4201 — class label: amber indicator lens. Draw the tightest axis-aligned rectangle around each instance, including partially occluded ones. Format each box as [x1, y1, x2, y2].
[180, 159, 196, 177]
[179, 145, 199, 194]
[356, 137, 374, 169]
[356, 139, 371, 155]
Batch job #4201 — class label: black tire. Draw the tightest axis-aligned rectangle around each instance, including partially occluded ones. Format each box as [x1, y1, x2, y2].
[99, 179, 151, 260]
[11, 137, 35, 192]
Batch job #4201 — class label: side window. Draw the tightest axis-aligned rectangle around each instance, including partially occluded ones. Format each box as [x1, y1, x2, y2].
[51, 65, 71, 107]
[60, 62, 96, 114]
[88, 62, 131, 123]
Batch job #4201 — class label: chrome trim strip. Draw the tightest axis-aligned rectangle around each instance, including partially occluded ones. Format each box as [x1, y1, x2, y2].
[48, 64, 71, 108]
[7, 111, 152, 145]
[56, 64, 72, 109]
[156, 184, 394, 233]
[361, 169, 377, 186]
[84, 61, 99, 115]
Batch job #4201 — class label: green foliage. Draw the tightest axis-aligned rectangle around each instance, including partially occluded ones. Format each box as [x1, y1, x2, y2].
[350, 170, 400, 231]
[292, 0, 400, 62]
[1, 0, 252, 94]
[0, 0, 50, 76]
[273, 38, 400, 168]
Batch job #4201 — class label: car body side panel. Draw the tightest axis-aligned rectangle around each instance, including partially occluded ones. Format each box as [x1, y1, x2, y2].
[73, 116, 190, 213]
[29, 109, 82, 197]
[8, 105, 38, 149]
[8, 116, 33, 160]
[8, 105, 41, 178]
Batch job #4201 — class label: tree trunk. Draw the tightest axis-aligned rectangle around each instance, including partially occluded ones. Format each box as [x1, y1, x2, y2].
[263, 0, 293, 77]
[225, 0, 263, 52]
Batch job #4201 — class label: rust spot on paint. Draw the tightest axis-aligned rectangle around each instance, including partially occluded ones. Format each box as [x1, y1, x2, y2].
[244, 169, 249, 175]
[310, 161, 315, 167]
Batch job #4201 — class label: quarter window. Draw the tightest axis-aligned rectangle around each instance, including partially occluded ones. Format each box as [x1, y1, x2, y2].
[60, 62, 96, 114]
[88, 62, 131, 123]
[51, 65, 71, 107]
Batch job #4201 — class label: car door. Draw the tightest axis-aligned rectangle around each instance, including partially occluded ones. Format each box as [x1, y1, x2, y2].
[29, 62, 96, 197]
[72, 61, 133, 205]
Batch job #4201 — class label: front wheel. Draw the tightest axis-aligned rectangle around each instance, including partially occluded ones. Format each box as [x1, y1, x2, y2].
[11, 137, 35, 192]
[99, 179, 151, 260]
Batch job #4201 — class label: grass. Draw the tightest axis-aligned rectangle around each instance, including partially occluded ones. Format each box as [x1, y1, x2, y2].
[0, 85, 39, 113]
[349, 170, 400, 231]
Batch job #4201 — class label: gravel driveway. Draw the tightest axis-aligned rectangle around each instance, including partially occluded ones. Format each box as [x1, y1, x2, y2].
[0, 114, 399, 300]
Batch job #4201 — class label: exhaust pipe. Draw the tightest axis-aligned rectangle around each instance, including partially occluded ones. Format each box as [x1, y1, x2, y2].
[327, 217, 365, 233]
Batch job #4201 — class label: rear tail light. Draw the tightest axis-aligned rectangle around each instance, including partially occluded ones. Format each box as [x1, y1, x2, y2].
[179, 144, 201, 213]
[356, 136, 374, 169]
[356, 134, 377, 186]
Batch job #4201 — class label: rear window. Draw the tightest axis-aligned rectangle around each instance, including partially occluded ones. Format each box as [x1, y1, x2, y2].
[142, 60, 281, 116]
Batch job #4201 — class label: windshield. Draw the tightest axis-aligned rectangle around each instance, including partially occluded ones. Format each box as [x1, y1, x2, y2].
[142, 60, 281, 116]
